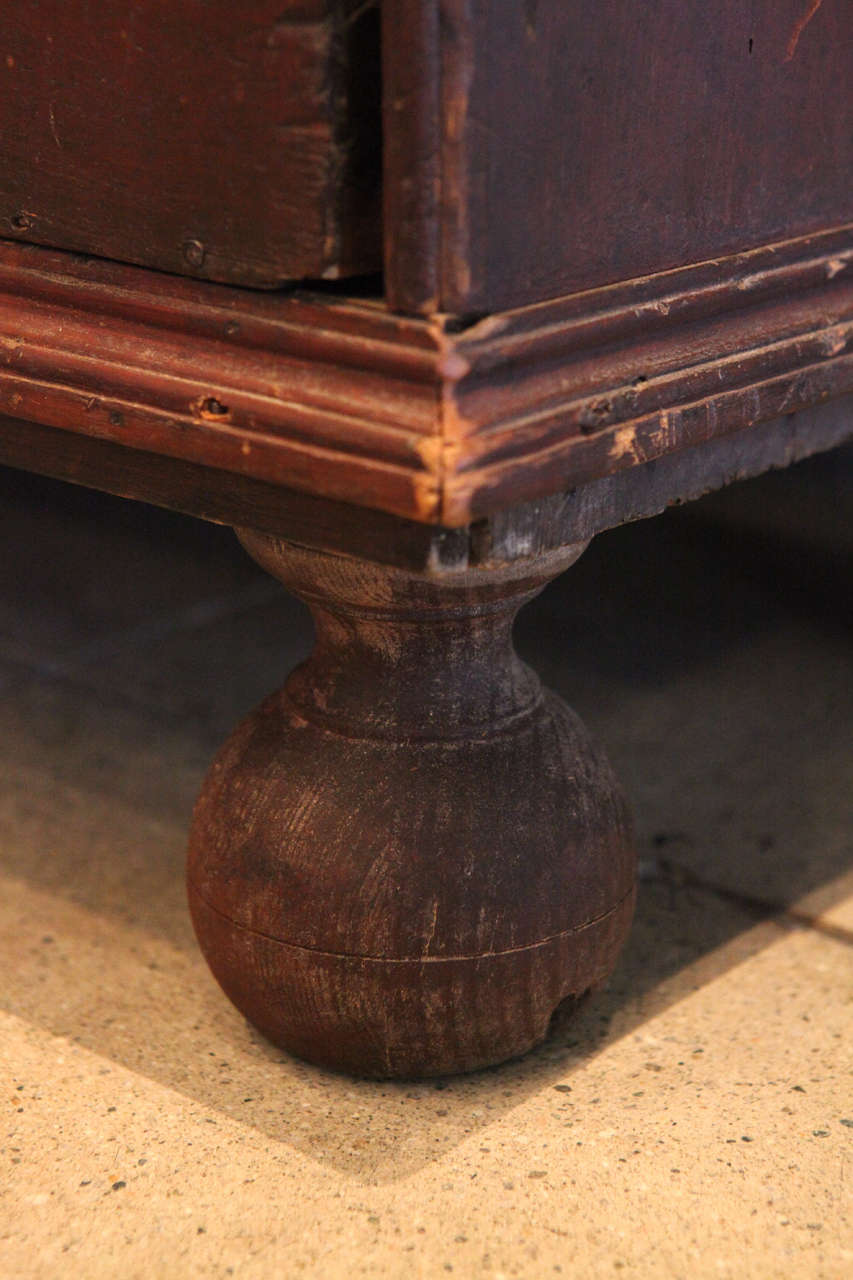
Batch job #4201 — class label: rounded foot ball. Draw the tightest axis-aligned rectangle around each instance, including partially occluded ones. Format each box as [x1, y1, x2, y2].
[187, 532, 636, 1078]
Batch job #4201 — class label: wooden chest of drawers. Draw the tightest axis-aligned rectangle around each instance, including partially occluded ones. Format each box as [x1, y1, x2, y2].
[1, 0, 850, 1078]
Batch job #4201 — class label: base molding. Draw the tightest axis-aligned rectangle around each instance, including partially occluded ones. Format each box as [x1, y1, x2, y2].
[1, 226, 851, 525]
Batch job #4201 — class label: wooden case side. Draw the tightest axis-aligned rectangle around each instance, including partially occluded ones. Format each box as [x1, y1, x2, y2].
[383, 0, 852, 316]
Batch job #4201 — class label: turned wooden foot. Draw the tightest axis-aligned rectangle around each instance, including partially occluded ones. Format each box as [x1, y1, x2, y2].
[187, 532, 636, 1078]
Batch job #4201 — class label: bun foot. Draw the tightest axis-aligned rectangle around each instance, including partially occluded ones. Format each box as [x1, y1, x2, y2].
[187, 532, 635, 1078]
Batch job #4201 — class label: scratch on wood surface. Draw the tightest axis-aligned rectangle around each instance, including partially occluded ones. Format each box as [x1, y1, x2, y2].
[48, 102, 61, 148]
[422, 900, 439, 955]
[785, 0, 824, 62]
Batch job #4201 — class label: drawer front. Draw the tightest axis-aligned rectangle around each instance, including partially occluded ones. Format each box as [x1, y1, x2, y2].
[0, 0, 381, 285]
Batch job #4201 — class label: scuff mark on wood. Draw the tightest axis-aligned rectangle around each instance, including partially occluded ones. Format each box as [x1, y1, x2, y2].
[47, 101, 61, 148]
[422, 899, 439, 955]
[785, 0, 824, 62]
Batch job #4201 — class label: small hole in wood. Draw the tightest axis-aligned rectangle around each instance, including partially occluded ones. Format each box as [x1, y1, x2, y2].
[182, 238, 206, 268]
[199, 396, 230, 419]
[11, 212, 32, 230]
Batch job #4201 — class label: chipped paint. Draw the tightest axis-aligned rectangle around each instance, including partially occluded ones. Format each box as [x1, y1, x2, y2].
[821, 330, 850, 357]
[737, 271, 769, 291]
[826, 256, 850, 279]
[609, 424, 642, 464]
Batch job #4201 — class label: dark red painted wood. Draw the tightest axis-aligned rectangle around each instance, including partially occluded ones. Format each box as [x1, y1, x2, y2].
[0, 0, 381, 285]
[385, 0, 853, 313]
[2, 396, 850, 570]
[188, 533, 635, 1077]
[0, 231, 850, 525]
[0, 0, 849, 1081]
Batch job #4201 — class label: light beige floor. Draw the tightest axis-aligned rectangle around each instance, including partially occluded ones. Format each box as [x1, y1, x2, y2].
[0, 455, 851, 1279]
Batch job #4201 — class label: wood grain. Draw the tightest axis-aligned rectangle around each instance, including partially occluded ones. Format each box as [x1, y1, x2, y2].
[0, 0, 381, 285]
[187, 534, 635, 1077]
[443, 227, 853, 521]
[384, 0, 853, 314]
[1, 228, 850, 526]
[382, 0, 441, 313]
[0, 240, 442, 521]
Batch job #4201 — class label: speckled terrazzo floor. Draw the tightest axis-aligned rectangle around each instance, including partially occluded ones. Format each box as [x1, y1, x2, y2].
[1, 450, 851, 1279]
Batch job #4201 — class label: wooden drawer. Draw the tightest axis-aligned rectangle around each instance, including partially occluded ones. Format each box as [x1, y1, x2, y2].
[0, 0, 381, 286]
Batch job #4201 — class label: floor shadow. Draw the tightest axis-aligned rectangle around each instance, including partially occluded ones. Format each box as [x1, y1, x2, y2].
[515, 450, 853, 689]
[1, 858, 800, 1185]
